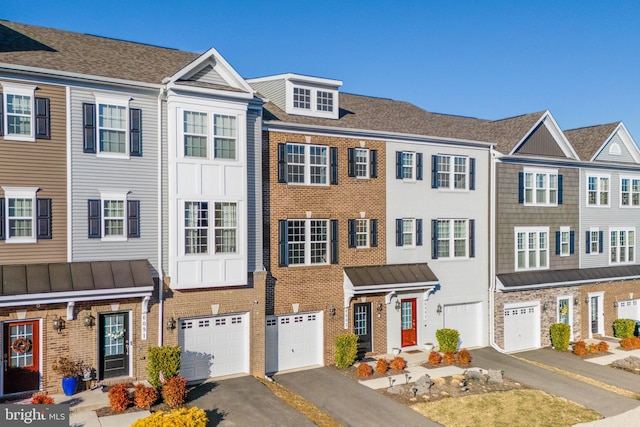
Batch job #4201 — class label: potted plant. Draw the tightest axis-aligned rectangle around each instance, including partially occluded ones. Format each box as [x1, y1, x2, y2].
[52, 357, 83, 396]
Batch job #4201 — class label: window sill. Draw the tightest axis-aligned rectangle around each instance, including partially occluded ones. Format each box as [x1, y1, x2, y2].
[97, 152, 130, 160]
[101, 236, 128, 242]
[3, 135, 35, 143]
[5, 238, 37, 244]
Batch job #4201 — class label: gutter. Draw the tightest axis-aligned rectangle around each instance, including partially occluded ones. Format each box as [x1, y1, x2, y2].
[489, 145, 505, 353]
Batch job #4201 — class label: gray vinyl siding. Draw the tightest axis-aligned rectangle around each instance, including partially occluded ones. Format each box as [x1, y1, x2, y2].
[495, 163, 580, 275]
[594, 133, 637, 163]
[190, 65, 228, 87]
[579, 168, 640, 268]
[249, 79, 286, 111]
[69, 86, 159, 275]
[246, 107, 263, 271]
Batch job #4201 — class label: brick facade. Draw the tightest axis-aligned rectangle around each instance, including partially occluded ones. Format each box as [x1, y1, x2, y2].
[579, 279, 640, 339]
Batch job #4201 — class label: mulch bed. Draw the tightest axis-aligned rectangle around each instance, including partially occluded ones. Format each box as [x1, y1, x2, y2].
[94, 384, 188, 418]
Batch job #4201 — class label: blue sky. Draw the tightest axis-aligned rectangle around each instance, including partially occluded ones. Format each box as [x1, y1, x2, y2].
[4, 1, 640, 140]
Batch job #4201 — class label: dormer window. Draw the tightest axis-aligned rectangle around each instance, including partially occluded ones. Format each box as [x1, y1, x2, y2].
[317, 91, 333, 112]
[293, 87, 311, 110]
[286, 79, 340, 119]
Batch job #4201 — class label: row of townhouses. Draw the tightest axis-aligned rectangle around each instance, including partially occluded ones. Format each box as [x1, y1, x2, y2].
[0, 20, 638, 397]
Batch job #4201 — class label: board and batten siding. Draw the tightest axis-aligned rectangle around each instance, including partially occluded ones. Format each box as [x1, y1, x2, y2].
[161, 99, 169, 276]
[594, 133, 637, 163]
[495, 163, 579, 275]
[190, 65, 229, 87]
[248, 79, 286, 112]
[69, 86, 159, 275]
[246, 107, 263, 272]
[0, 81, 67, 264]
[579, 168, 640, 268]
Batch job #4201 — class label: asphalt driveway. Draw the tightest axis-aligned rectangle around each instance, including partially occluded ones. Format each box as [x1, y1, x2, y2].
[188, 375, 315, 427]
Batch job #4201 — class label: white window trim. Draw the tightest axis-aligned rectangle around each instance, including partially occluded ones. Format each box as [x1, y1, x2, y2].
[286, 143, 329, 186]
[586, 173, 610, 207]
[514, 226, 550, 271]
[436, 218, 469, 259]
[285, 81, 339, 119]
[287, 218, 329, 266]
[99, 190, 128, 242]
[179, 108, 240, 162]
[437, 155, 469, 191]
[401, 151, 416, 182]
[589, 227, 600, 255]
[355, 218, 370, 248]
[609, 227, 635, 265]
[181, 199, 240, 257]
[2, 82, 36, 142]
[559, 226, 570, 257]
[354, 148, 370, 179]
[620, 175, 640, 208]
[2, 186, 38, 243]
[402, 218, 416, 248]
[523, 167, 558, 206]
[94, 94, 130, 159]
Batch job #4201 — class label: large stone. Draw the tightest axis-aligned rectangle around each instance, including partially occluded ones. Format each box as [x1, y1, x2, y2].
[612, 356, 640, 371]
[487, 369, 504, 383]
[415, 374, 433, 394]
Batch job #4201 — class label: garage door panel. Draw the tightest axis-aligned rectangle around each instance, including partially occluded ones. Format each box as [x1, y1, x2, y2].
[504, 304, 540, 352]
[266, 312, 322, 373]
[179, 314, 249, 381]
[444, 302, 482, 349]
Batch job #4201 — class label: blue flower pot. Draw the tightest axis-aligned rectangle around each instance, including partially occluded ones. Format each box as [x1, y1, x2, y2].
[61, 376, 78, 396]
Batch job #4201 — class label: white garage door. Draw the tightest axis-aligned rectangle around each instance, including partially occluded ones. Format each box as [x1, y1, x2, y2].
[178, 313, 249, 381]
[444, 302, 483, 348]
[265, 312, 323, 373]
[617, 299, 640, 320]
[504, 303, 540, 352]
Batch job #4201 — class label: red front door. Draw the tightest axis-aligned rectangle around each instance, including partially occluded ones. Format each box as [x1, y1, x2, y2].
[401, 299, 417, 347]
[4, 320, 40, 394]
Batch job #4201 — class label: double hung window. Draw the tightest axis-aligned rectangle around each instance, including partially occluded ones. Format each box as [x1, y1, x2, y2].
[621, 177, 640, 207]
[610, 228, 635, 264]
[183, 111, 238, 160]
[587, 175, 610, 206]
[281, 143, 329, 185]
[184, 201, 237, 255]
[521, 169, 558, 205]
[515, 227, 549, 270]
[280, 219, 330, 266]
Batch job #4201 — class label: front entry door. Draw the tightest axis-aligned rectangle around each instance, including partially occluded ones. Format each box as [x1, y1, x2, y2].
[401, 299, 417, 347]
[590, 296, 600, 335]
[100, 313, 129, 379]
[354, 303, 372, 358]
[3, 320, 40, 394]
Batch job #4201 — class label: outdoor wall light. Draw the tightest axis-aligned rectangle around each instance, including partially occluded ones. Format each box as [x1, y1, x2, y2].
[328, 305, 336, 317]
[376, 302, 383, 313]
[84, 313, 95, 329]
[166, 316, 177, 331]
[585, 296, 589, 304]
[614, 301, 618, 308]
[574, 296, 579, 305]
[436, 304, 442, 315]
[543, 303, 548, 311]
[395, 300, 401, 311]
[52, 315, 65, 333]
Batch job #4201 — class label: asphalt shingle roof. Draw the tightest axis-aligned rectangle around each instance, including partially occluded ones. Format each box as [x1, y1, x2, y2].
[0, 20, 199, 84]
[564, 122, 620, 161]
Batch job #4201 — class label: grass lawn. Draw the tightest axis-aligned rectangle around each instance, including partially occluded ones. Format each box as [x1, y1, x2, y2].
[412, 389, 603, 427]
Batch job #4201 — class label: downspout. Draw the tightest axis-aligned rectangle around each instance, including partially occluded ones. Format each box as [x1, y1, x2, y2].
[157, 85, 166, 347]
[66, 85, 72, 262]
[489, 145, 505, 352]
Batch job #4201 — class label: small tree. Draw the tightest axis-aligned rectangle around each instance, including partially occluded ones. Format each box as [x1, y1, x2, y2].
[148, 346, 181, 388]
[613, 319, 636, 338]
[334, 333, 358, 369]
[436, 328, 459, 353]
[550, 323, 571, 351]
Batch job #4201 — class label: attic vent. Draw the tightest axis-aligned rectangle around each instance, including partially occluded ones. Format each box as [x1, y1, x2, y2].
[609, 143, 621, 156]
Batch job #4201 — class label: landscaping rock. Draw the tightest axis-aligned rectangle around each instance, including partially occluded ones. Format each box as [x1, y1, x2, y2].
[611, 356, 640, 371]
[387, 385, 403, 395]
[464, 369, 489, 383]
[415, 374, 433, 394]
[487, 369, 504, 383]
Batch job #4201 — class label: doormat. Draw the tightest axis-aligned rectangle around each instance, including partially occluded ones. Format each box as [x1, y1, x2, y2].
[405, 350, 422, 354]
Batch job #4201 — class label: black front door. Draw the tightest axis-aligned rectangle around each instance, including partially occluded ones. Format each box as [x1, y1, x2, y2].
[354, 303, 372, 358]
[99, 313, 129, 379]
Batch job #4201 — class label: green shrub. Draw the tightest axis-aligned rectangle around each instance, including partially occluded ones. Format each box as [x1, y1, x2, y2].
[613, 319, 636, 338]
[148, 346, 181, 388]
[550, 323, 571, 351]
[435, 328, 459, 353]
[334, 333, 358, 369]
[132, 407, 208, 427]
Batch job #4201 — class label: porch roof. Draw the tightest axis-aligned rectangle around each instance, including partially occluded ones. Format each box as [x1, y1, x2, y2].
[0, 260, 155, 306]
[497, 265, 640, 291]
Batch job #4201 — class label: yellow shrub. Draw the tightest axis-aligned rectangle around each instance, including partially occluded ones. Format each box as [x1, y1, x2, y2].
[131, 407, 208, 427]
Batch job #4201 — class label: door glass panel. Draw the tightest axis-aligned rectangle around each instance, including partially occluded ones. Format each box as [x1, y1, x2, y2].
[10, 324, 33, 368]
[104, 314, 125, 356]
[354, 305, 367, 336]
[401, 301, 413, 330]
[558, 299, 569, 325]
[591, 297, 598, 333]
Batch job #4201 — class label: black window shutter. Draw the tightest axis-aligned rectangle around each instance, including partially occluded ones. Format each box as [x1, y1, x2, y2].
[0, 92, 3, 136]
[555, 231, 561, 255]
[35, 97, 51, 139]
[36, 198, 52, 239]
[431, 219, 438, 259]
[348, 219, 356, 248]
[130, 108, 142, 156]
[88, 199, 101, 238]
[558, 174, 563, 204]
[469, 158, 476, 190]
[347, 148, 355, 177]
[416, 153, 423, 181]
[330, 219, 339, 264]
[277, 143, 287, 183]
[0, 198, 5, 240]
[127, 200, 140, 238]
[83, 103, 97, 153]
[431, 155, 438, 188]
[469, 219, 475, 258]
[599, 231, 604, 253]
[570, 231, 575, 254]
[330, 147, 338, 185]
[518, 172, 524, 203]
[370, 150, 378, 178]
[416, 218, 423, 246]
[585, 231, 591, 254]
[395, 218, 403, 246]
[278, 220, 288, 266]
[370, 219, 378, 247]
[396, 151, 403, 179]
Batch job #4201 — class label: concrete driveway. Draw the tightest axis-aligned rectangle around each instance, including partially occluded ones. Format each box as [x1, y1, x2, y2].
[188, 375, 315, 427]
